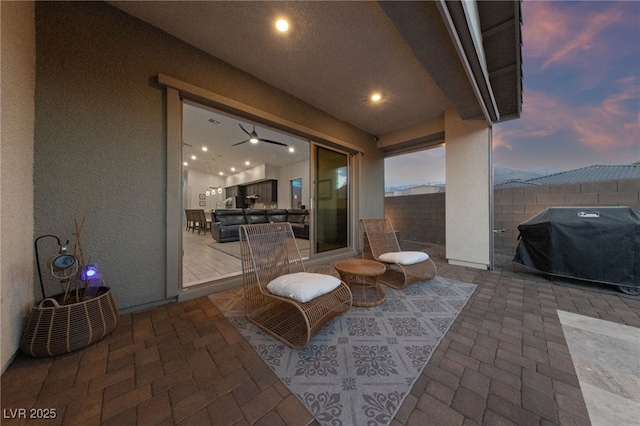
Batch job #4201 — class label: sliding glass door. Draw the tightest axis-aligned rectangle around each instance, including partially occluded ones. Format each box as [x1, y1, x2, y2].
[314, 145, 349, 253]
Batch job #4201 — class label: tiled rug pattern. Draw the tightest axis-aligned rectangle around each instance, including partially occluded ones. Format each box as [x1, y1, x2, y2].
[209, 276, 476, 426]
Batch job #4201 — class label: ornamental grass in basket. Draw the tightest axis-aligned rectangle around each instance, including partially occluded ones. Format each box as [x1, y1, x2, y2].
[21, 204, 119, 357]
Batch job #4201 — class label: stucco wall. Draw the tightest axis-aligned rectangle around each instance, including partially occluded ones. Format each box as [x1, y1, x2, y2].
[34, 2, 381, 311]
[1, 1, 36, 373]
[444, 108, 491, 269]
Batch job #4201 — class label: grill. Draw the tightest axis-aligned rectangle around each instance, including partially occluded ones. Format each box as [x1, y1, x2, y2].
[514, 206, 640, 295]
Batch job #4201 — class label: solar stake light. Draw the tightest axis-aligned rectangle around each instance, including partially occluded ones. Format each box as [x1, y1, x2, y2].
[81, 263, 103, 298]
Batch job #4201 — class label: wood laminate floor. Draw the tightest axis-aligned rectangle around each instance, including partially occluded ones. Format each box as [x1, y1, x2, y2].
[182, 229, 240, 287]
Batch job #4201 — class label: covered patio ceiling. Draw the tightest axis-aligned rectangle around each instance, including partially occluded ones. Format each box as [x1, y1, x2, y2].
[110, 1, 521, 142]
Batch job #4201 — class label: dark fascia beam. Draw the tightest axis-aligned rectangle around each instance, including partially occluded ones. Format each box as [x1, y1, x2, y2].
[478, 0, 523, 121]
[438, 0, 500, 123]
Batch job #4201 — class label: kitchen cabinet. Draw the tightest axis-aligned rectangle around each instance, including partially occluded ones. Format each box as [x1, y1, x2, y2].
[244, 180, 277, 203]
[225, 185, 245, 199]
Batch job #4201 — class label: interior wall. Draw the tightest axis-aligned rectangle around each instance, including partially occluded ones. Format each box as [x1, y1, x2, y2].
[278, 160, 310, 209]
[0, 1, 36, 373]
[34, 2, 380, 311]
[185, 169, 224, 211]
[445, 107, 491, 269]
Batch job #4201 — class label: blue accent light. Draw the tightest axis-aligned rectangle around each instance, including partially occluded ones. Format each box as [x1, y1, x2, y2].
[81, 264, 100, 281]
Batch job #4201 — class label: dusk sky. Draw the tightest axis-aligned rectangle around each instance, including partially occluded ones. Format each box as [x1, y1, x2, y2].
[385, 0, 640, 188]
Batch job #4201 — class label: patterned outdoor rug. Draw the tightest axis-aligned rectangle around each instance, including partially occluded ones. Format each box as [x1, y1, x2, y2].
[209, 276, 476, 426]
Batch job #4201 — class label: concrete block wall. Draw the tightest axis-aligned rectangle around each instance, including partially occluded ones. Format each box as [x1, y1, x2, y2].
[384, 192, 445, 244]
[383, 178, 640, 256]
[494, 179, 640, 254]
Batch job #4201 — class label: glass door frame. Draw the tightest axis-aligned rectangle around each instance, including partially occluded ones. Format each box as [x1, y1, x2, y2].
[162, 75, 363, 300]
[309, 141, 354, 256]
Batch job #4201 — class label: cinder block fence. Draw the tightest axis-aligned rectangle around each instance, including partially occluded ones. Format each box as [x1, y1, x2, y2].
[384, 192, 446, 245]
[384, 179, 640, 256]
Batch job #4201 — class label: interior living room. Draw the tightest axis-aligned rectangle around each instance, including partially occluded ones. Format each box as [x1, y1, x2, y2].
[181, 102, 313, 286]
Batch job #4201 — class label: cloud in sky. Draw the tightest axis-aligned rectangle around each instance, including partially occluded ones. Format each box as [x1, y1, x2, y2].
[386, 1, 639, 186]
[495, 76, 639, 152]
[525, 1, 630, 72]
[494, 0, 639, 170]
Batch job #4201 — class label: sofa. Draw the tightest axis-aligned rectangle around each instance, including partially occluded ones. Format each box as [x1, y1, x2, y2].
[212, 209, 309, 242]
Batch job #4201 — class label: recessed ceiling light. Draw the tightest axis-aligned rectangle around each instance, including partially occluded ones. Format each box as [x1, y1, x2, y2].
[245, 161, 250, 166]
[219, 172, 224, 176]
[202, 147, 208, 152]
[371, 93, 382, 102]
[183, 162, 188, 166]
[288, 147, 295, 153]
[231, 167, 236, 172]
[191, 155, 196, 160]
[275, 19, 289, 32]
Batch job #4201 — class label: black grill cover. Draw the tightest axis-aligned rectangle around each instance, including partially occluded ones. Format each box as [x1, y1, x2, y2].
[514, 207, 640, 287]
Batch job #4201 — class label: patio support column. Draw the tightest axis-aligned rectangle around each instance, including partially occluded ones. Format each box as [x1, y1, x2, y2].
[445, 107, 491, 269]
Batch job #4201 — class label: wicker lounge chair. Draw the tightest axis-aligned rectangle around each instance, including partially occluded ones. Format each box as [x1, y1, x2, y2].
[239, 222, 352, 349]
[360, 218, 437, 289]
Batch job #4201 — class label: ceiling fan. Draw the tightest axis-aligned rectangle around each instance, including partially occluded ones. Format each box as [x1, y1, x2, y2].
[232, 124, 288, 147]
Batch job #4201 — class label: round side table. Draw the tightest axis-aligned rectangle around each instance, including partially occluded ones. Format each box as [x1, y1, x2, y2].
[334, 258, 387, 307]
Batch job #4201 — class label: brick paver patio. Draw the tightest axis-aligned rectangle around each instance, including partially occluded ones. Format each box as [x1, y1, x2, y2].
[2, 255, 639, 425]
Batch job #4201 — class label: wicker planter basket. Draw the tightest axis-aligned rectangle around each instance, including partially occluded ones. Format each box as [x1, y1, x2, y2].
[21, 286, 119, 357]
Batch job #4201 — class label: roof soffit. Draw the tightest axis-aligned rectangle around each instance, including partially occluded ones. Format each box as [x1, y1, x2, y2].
[379, 1, 484, 122]
[108, 0, 521, 145]
[109, 1, 452, 136]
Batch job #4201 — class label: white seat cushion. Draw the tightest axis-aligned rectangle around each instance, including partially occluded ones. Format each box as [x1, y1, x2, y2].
[267, 272, 341, 303]
[378, 251, 429, 265]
